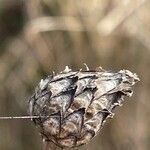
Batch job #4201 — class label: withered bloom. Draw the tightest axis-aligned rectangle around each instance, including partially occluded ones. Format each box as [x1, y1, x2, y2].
[29, 66, 139, 148]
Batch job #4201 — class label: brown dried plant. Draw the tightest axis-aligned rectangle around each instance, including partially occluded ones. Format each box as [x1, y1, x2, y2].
[29, 66, 139, 149]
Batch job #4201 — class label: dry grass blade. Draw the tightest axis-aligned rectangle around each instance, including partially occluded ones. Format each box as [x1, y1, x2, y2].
[97, 0, 146, 35]
[24, 16, 88, 36]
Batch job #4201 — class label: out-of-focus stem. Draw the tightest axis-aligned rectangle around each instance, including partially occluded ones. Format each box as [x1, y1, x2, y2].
[43, 141, 60, 150]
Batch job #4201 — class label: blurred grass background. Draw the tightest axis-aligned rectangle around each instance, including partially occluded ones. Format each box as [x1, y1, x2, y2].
[0, 0, 149, 150]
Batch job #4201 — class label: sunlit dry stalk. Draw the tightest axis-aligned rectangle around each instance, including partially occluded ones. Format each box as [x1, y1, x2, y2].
[124, 15, 150, 50]
[97, 0, 146, 35]
[24, 16, 88, 36]
[29, 66, 139, 149]
[24, 0, 145, 40]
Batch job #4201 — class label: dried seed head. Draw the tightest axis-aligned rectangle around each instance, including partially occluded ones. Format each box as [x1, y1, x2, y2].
[28, 66, 139, 148]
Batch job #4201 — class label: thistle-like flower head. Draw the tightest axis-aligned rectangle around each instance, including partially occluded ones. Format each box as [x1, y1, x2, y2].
[29, 66, 139, 148]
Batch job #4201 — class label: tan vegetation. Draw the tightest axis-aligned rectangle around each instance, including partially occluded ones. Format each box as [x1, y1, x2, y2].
[0, 0, 149, 150]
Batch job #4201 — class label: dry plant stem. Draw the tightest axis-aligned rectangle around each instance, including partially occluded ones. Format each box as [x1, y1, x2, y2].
[24, 16, 87, 35]
[43, 141, 60, 150]
[97, 0, 145, 35]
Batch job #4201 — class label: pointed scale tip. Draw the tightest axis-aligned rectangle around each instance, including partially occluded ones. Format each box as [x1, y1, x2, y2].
[120, 70, 140, 83]
[64, 66, 72, 73]
[83, 63, 89, 71]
